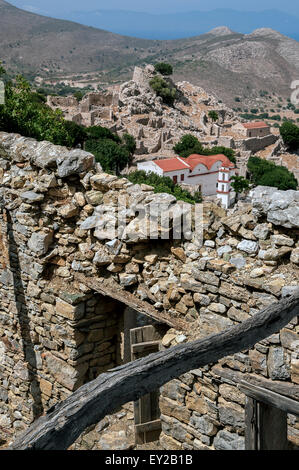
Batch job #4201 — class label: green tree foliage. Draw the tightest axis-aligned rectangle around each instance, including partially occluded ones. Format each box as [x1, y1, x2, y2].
[208, 111, 219, 122]
[173, 135, 236, 163]
[85, 139, 130, 175]
[247, 157, 297, 190]
[203, 146, 236, 164]
[63, 121, 87, 147]
[154, 63, 173, 76]
[230, 175, 250, 194]
[149, 76, 176, 106]
[280, 121, 299, 151]
[0, 73, 85, 147]
[127, 170, 202, 204]
[85, 130, 136, 175]
[173, 134, 203, 158]
[73, 91, 84, 101]
[122, 133, 136, 156]
[0, 63, 6, 77]
[85, 126, 120, 143]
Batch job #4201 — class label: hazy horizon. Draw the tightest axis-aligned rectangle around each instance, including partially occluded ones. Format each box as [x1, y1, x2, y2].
[6, 1, 299, 41]
[8, 0, 299, 16]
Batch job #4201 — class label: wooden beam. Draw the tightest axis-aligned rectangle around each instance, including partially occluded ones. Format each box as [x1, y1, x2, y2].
[212, 367, 299, 401]
[239, 381, 299, 416]
[132, 341, 161, 354]
[135, 419, 162, 433]
[74, 273, 187, 331]
[9, 292, 299, 450]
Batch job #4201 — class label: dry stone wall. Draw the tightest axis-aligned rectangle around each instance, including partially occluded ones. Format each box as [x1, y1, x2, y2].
[0, 132, 298, 449]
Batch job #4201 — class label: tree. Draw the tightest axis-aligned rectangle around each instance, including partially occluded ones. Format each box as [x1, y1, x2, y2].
[84, 127, 136, 174]
[85, 126, 120, 143]
[63, 121, 87, 147]
[73, 91, 84, 102]
[208, 111, 218, 122]
[0, 74, 82, 147]
[204, 146, 236, 164]
[173, 134, 203, 158]
[231, 175, 250, 198]
[85, 139, 130, 175]
[0, 62, 5, 77]
[154, 63, 173, 76]
[280, 121, 299, 151]
[173, 135, 236, 163]
[149, 76, 176, 106]
[122, 133, 136, 156]
[247, 156, 297, 191]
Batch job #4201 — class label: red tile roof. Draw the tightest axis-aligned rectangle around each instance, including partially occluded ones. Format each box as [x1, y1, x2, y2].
[183, 154, 235, 170]
[154, 157, 190, 172]
[152, 154, 234, 173]
[242, 122, 269, 129]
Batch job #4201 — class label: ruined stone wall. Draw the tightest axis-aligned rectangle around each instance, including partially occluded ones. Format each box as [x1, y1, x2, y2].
[235, 134, 278, 153]
[79, 93, 115, 113]
[47, 96, 79, 109]
[0, 132, 298, 449]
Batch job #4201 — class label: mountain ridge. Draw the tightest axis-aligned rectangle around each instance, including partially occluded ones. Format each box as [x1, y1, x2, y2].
[1, 1, 299, 107]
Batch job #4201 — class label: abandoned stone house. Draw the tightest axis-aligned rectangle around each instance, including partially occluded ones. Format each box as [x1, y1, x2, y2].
[232, 122, 271, 139]
[0, 132, 298, 451]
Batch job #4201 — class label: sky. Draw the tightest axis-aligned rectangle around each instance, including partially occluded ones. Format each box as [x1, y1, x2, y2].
[8, 0, 299, 16]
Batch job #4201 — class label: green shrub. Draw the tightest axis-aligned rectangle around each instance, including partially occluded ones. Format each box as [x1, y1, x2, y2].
[280, 121, 299, 151]
[85, 139, 130, 174]
[231, 175, 250, 194]
[0, 75, 83, 147]
[173, 134, 203, 158]
[149, 76, 176, 106]
[85, 130, 136, 174]
[208, 111, 219, 122]
[127, 170, 202, 204]
[173, 135, 236, 163]
[247, 156, 297, 190]
[73, 91, 84, 101]
[85, 126, 120, 143]
[154, 63, 173, 76]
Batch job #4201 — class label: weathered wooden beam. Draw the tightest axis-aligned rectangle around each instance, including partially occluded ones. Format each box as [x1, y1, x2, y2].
[135, 419, 162, 433]
[239, 381, 299, 416]
[212, 367, 299, 401]
[10, 293, 299, 450]
[74, 273, 187, 330]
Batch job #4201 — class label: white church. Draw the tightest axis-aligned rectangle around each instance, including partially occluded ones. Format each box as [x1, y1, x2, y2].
[137, 153, 237, 208]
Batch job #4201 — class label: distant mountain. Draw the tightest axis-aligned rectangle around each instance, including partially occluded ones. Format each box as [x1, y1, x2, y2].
[1, 0, 299, 107]
[60, 8, 299, 40]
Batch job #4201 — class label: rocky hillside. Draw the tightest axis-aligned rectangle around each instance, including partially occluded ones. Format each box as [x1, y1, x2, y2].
[47, 66, 283, 174]
[1, 1, 299, 106]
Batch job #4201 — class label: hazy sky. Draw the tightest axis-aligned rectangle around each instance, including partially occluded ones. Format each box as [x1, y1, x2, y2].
[9, 0, 299, 16]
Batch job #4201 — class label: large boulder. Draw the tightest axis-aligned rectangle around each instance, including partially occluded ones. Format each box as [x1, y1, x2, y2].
[250, 186, 299, 229]
[57, 149, 95, 178]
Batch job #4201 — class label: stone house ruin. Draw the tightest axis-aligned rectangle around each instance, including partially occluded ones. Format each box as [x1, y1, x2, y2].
[232, 122, 271, 139]
[0, 132, 298, 451]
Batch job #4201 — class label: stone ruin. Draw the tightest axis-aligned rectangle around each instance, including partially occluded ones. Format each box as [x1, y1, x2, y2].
[0, 131, 298, 450]
[46, 66, 286, 179]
